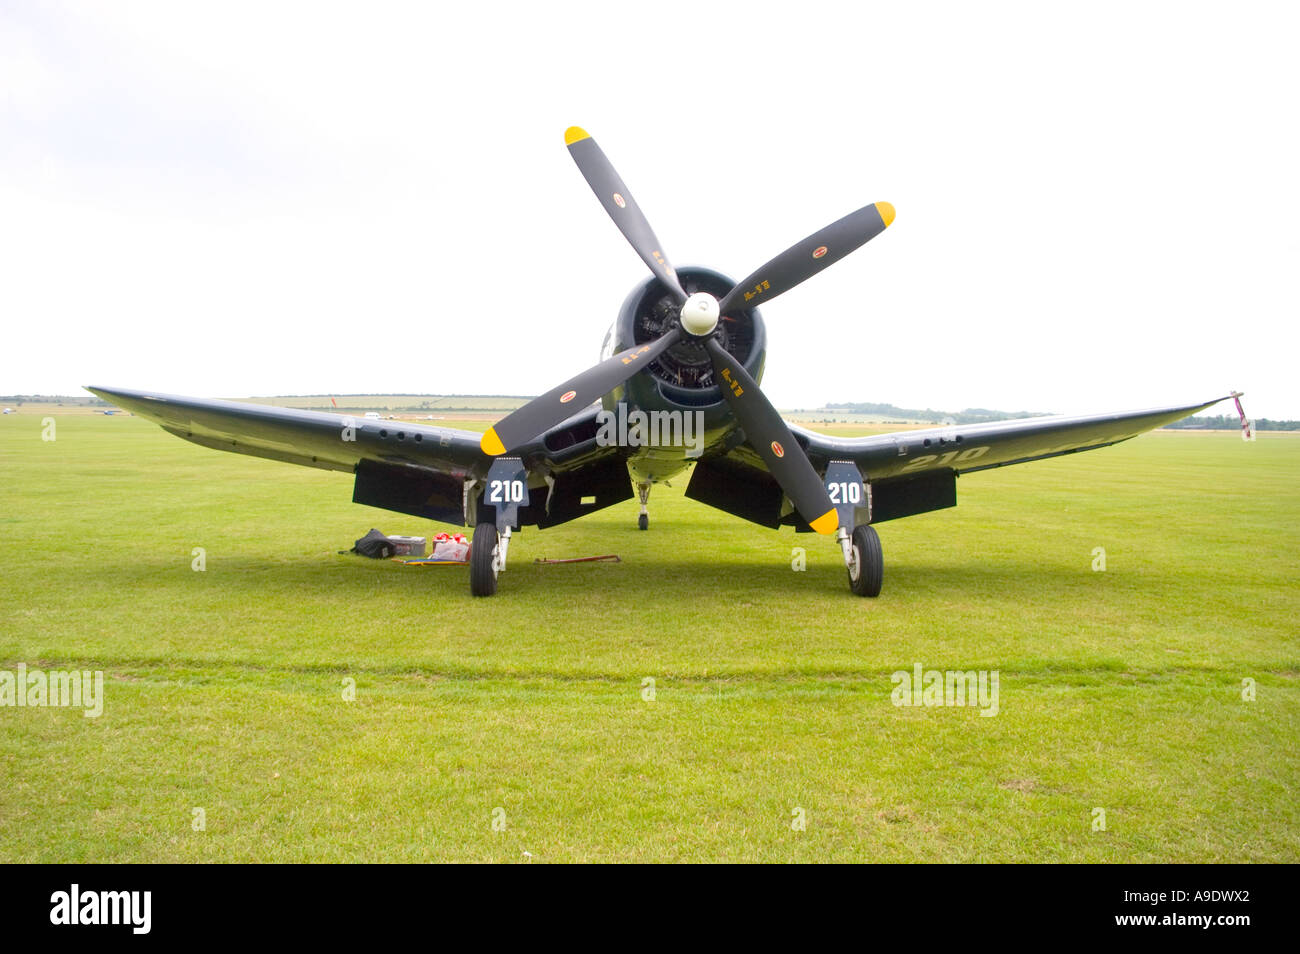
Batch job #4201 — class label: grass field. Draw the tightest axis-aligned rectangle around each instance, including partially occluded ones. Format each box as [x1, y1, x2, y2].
[1, 412, 1297, 862]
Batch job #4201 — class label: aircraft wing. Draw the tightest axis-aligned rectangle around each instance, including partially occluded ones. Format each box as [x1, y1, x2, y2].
[791, 395, 1234, 480]
[687, 395, 1233, 529]
[86, 386, 630, 528]
[87, 386, 489, 475]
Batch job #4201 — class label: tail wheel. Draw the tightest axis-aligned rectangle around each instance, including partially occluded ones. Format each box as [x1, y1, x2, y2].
[848, 524, 883, 598]
[638, 513, 649, 531]
[470, 522, 499, 597]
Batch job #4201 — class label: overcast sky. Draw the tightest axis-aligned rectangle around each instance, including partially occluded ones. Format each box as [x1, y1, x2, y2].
[2, 1, 1296, 417]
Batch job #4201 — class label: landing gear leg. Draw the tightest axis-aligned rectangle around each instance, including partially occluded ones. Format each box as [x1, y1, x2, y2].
[637, 481, 651, 531]
[471, 458, 527, 598]
[840, 524, 883, 597]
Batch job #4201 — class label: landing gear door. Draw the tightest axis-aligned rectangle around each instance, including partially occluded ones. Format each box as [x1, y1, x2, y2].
[824, 459, 871, 530]
[484, 457, 530, 533]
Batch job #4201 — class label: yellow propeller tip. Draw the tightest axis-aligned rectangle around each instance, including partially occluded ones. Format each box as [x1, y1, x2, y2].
[810, 510, 839, 535]
[480, 427, 507, 456]
[564, 126, 590, 146]
[876, 201, 896, 227]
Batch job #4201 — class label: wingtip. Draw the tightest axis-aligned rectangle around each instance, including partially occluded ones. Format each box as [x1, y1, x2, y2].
[480, 427, 507, 456]
[564, 126, 590, 146]
[876, 201, 896, 228]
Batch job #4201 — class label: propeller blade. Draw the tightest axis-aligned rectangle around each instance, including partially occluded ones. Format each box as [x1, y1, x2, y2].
[702, 337, 838, 534]
[482, 329, 684, 455]
[717, 201, 895, 315]
[565, 126, 688, 303]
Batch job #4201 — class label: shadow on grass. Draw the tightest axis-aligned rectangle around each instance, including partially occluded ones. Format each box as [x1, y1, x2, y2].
[71, 547, 1178, 604]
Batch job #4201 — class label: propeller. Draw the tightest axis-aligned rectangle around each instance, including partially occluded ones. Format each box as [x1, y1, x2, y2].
[702, 337, 838, 534]
[564, 127, 688, 303]
[480, 329, 682, 456]
[480, 127, 894, 534]
[716, 201, 894, 315]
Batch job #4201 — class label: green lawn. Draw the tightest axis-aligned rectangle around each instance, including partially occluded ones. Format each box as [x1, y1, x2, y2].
[1, 413, 1296, 862]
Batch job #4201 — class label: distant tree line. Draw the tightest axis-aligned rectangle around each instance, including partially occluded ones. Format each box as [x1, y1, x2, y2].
[824, 402, 1045, 425]
[287, 393, 536, 400]
[0, 395, 109, 406]
[1164, 415, 1298, 431]
[825, 402, 1297, 430]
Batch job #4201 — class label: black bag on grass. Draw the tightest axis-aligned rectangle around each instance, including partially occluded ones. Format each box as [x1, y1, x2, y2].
[351, 528, 396, 558]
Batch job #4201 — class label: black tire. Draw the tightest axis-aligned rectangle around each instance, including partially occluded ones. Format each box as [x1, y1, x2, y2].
[470, 522, 498, 597]
[848, 524, 883, 597]
[638, 513, 649, 531]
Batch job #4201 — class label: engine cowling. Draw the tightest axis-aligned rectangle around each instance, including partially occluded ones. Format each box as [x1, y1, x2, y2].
[602, 266, 767, 432]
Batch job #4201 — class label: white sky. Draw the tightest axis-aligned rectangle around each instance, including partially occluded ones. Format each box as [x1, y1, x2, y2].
[2, 1, 1297, 417]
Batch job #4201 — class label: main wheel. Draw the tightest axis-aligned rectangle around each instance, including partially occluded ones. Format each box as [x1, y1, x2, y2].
[847, 524, 883, 597]
[470, 522, 499, 597]
[638, 513, 649, 531]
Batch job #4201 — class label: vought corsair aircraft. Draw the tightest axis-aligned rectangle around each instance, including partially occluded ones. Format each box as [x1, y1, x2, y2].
[90, 127, 1236, 597]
